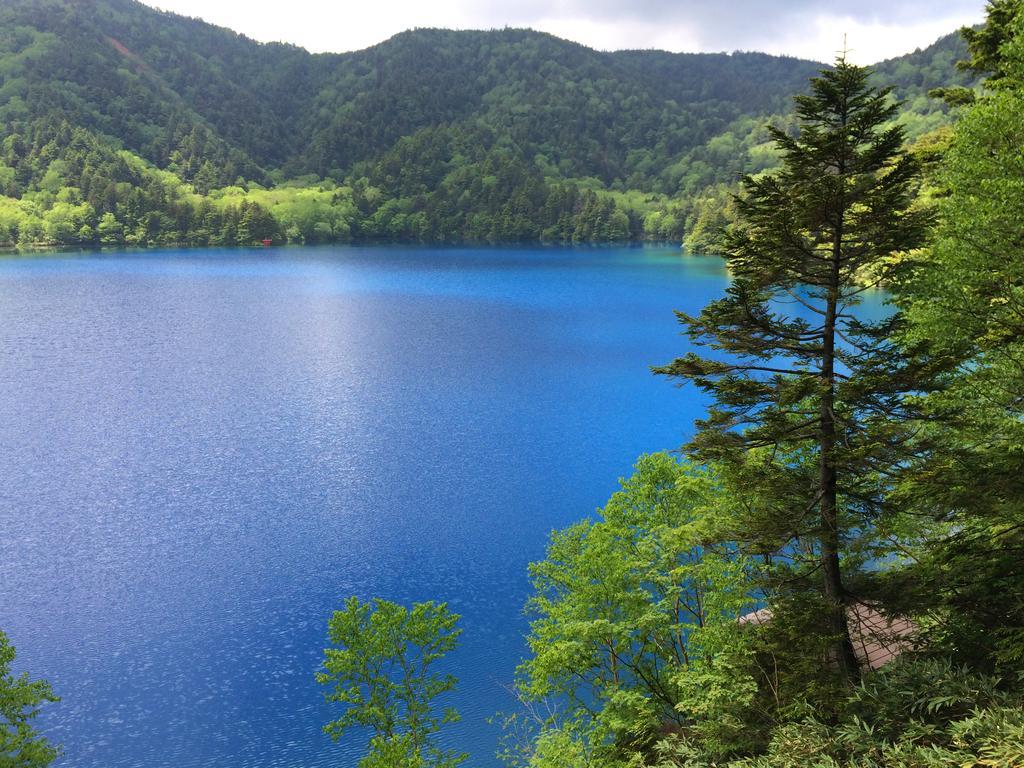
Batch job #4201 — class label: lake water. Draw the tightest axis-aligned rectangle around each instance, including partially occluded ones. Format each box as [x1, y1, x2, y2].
[0, 245, 885, 767]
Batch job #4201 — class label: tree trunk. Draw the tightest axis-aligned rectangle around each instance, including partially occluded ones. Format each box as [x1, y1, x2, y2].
[821, 237, 861, 686]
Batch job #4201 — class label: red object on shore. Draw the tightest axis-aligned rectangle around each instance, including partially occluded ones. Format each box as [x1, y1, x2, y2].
[261, 239, 272, 246]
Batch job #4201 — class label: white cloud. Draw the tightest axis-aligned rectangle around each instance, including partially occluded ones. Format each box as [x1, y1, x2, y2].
[139, 0, 986, 62]
[757, 11, 987, 63]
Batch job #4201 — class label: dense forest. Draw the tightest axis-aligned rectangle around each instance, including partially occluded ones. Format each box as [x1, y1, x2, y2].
[0, 0, 975, 247]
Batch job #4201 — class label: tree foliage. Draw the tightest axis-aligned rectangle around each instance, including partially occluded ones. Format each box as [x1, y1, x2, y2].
[317, 598, 466, 768]
[515, 454, 758, 765]
[0, 631, 59, 768]
[655, 57, 931, 686]
[651, 660, 1024, 768]
[890, 1, 1024, 678]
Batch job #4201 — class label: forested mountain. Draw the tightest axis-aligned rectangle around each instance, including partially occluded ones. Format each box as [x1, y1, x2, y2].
[0, 0, 974, 246]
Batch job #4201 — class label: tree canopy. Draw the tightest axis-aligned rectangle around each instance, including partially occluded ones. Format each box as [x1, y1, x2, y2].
[318, 597, 466, 768]
[0, 631, 59, 768]
[656, 56, 931, 686]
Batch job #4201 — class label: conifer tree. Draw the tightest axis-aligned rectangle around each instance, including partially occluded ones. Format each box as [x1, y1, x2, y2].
[656, 58, 930, 685]
[960, 0, 1023, 84]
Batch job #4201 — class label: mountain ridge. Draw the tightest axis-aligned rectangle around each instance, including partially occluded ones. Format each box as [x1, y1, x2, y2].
[0, 0, 974, 246]
[137, 0, 963, 65]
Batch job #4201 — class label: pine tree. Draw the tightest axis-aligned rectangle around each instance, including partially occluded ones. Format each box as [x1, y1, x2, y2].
[656, 58, 931, 685]
[960, 0, 1023, 84]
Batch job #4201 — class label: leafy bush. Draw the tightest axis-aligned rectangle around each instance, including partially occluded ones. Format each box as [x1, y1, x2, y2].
[647, 659, 1024, 768]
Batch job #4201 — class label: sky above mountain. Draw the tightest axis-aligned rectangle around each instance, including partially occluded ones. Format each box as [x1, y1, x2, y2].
[140, 0, 985, 63]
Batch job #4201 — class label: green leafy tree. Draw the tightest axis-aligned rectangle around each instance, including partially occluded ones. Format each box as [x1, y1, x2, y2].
[517, 453, 756, 764]
[655, 58, 931, 686]
[0, 630, 59, 767]
[96, 211, 123, 245]
[894, 3, 1024, 673]
[317, 598, 466, 768]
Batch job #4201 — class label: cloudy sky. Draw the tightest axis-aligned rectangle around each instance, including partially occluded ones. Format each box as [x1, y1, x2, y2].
[140, 0, 986, 64]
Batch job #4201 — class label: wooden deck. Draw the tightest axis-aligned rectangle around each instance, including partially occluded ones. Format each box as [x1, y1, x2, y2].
[739, 600, 915, 670]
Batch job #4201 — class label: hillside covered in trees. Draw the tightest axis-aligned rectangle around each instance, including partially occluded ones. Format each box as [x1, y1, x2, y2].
[0, 0, 975, 247]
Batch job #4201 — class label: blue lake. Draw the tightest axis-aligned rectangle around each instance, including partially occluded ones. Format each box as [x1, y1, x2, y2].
[0, 245, 886, 767]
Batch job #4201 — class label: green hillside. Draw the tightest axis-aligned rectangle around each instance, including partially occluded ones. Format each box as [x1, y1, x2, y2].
[0, 0, 974, 246]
